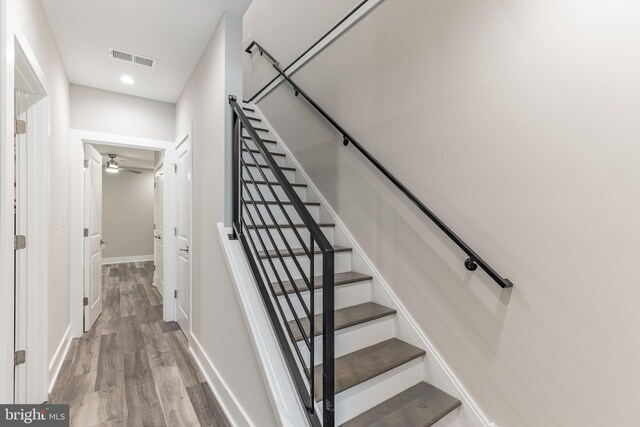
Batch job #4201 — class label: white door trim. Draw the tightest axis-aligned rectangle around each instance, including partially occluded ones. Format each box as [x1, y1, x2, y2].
[69, 130, 174, 338]
[1, 12, 51, 404]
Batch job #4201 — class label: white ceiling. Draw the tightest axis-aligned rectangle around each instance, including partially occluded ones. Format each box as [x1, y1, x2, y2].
[40, 0, 251, 103]
[92, 144, 157, 170]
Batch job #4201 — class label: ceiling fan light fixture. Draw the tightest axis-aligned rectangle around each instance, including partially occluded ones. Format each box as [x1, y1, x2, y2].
[106, 154, 119, 172]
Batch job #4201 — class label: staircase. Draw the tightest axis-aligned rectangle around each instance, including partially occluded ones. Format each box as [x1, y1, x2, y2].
[233, 101, 464, 426]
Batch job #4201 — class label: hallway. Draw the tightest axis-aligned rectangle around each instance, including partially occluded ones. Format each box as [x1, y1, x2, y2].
[48, 262, 231, 427]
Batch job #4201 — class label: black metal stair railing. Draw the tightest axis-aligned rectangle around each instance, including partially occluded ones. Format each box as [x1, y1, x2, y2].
[228, 95, 336, 427]
[245, 41, 513, 289]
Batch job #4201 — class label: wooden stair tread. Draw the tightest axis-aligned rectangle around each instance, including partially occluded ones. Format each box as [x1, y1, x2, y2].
[242, 180, 306, 188]
[242, 148, 285, 157]
[314, 338, 425, 401]
[244, 200, 320, 206]
[242, 106, 254, 112]
[289, 302, 396, 342]
[274, 271, 372, 296]
[246, 223, 334, 229]
[257, 246, 351, 259]
[340, 382, 461, 427]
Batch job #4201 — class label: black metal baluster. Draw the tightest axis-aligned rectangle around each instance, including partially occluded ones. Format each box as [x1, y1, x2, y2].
[309, 236, 315, 415]
[322, 252, 335, 426]
[229, 103, 240, 240]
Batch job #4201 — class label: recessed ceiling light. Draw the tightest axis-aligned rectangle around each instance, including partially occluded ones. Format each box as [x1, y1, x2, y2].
[120, 75, 135, 85]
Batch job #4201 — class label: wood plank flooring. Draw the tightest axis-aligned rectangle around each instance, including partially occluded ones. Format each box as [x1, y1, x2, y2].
[48, 262, 231, 427]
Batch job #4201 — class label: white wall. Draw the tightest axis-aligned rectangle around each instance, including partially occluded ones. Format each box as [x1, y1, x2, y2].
[102, 168, 154, 260]
[175, 12, 277, 427]
[245, 1, 640, 426]
[6, 0, 70, 394]
[70, 84, 175, 141]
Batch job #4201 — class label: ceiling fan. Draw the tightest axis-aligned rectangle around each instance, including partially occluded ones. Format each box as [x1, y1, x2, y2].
[104, 154, 142, 174]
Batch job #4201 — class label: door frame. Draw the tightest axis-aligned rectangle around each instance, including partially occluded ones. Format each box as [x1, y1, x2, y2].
[69, 130, 175, 338]
[0, 15, 50, 403]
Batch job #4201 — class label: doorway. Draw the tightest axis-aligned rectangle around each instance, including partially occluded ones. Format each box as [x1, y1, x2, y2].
[82, 144, 163, 331]
[69, 130, 192, 340]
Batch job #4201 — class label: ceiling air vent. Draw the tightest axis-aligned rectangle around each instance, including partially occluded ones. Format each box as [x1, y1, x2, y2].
[108, 48, 156, 68]
[134, 55, 155, 68]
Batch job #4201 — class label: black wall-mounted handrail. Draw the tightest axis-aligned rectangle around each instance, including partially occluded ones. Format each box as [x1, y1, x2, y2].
[246, 0, 373, 103]
[245, 43, 514, 289]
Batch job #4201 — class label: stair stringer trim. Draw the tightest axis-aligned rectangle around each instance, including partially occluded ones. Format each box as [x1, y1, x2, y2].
[251, 103, 497, 427]
[217, 223, 312, 427]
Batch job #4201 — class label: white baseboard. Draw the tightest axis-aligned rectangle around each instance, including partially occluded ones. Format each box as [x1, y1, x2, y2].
[48, 325, 72, 393]
[189, 332, 255, 427]
[102, 255, 154, 265]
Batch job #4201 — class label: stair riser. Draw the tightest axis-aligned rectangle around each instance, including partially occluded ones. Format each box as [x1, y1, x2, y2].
[242, 139, 277, 152]
[242, 127, 269, 138]
[244, 183, 306, 202]
[247, 227, 335, 252]
[297, 315, 396, 362]
[242, 151, 286, 167]
[324, 358, 424, 426]
[243, 204, 320, 224]
[278, 280, 371, 321]
[263, 251, 352, 283]
[243, 165, 295, 182]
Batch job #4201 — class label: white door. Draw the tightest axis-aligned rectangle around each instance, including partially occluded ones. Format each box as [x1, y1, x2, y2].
[175, 136, 191, 334]
[14, 91, 28, 403]
[83, 144, 103, 331]
[154, 167, 164, 297]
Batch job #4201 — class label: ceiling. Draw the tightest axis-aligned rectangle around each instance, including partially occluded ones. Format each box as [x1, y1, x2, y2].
[40, 0, 251, 103]
[92, 144, 157, 170]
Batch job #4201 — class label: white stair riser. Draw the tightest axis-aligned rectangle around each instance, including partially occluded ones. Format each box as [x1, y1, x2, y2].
[263, 251, 352, 283]
[278, 280, 371, 321]
[243, 204, 320, 224]
[247, 227, 335, 252]
[432, 408, 461, 427]
[242, 165, 295, 182]
[244, 183, 306, 202]
[243, 139, 278, 152]
[323, 358, 424, 426]
[242, 151, 286, 167]
[297, 315, 396, 362]
[242, 127, 270, 138]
